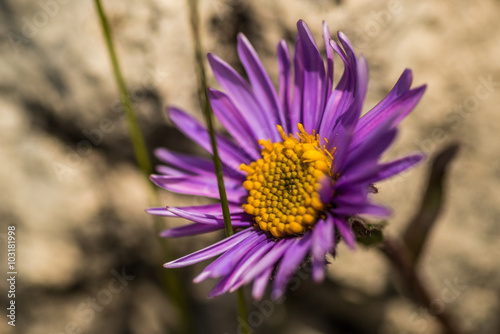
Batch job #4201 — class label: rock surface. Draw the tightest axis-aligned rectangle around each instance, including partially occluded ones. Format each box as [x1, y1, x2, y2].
[0, 0, 499, 333]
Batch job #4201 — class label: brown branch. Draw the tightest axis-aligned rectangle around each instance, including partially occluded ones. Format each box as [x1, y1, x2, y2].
[403, 143, 460, 264]
[380, 237, 464, 334]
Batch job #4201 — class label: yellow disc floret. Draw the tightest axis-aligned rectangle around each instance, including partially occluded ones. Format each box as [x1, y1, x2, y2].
[240, 123, 335, 238]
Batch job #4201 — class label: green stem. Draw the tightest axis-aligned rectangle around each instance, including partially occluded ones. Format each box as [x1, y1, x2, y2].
[93, 1, 192, 333]
[187, 0, 249, 331]
[187, 0, 234, 237]
[94, 0, 151, 178]
[236, 288, 250, 332]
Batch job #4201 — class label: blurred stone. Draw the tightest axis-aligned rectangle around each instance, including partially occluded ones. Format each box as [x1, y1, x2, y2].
[0, 0, 499, 333]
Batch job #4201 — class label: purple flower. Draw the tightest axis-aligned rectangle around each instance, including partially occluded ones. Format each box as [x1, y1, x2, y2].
[148, 20, 426, 300]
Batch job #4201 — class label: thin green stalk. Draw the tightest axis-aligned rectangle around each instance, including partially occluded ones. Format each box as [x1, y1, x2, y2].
[94, 0, 151, 178]
[93, 1, 192, 332]
[187, 0, 249, 331]
[236, 289, 249, 331]
[187, 0, 234, 237]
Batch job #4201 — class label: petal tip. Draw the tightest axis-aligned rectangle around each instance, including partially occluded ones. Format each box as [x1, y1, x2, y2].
[193, 271, 211, 283]
[158, 230, 170, 238]
[271, 289, 284, 302]
[237, 32, 248, 44]
[206, 52, 219, 65]
[312, 270, 325, 283]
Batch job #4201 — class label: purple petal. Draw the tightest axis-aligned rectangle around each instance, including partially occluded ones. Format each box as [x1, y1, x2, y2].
[194, 232, 265, 282]
[333, 187, 368, 206]
[169, 107, 252, 172]
[150, 174, 247, 203]
[340, 124, 398, 175]
[380, 69, 414, 103]
[328, 112, 356, 174]
[208, 89, 261, 160]
[208, 53, 280, 142]
[208, 238, 275, 297]
[159, 223, 223, 238]
[333, 202, 391, 218]
[311, 216, 335, 282]
[291, 36, 304, 134]
[237, 34, 286, 129]
[146, 207, 176, 217]
[317, 56, 352, 140]
[237, 239, 291, 289]
[164, 228, 253, 268]
[331, 58, 367, 160]
[322, 21, 334, 99]
[155, 148, 215, 176]
[327, 33, 367, 126]
[369, 69, 414, 114]
[296, 20, 326, 133]
[272, 233, 312, 300]
[319, 175, 335, 204]
[356, 55, 369, 105]
[277, 40, 292, 133]
[373, 153, 425, 181]
[318, 87, 348, 140]
[333, 217, 356, 249]
[229, 239, 291, 292]
[324, 35, 366, 172]
[351, 85, 426, 149]
[252, 267, 273, 300]
[146, 203, 244, 217]
[334, 162, 382, 190]
[165, 206, 251, 226]
[156, 165, 188, 176]
[355, 69, 414, 133]
[335, 152, 424, 192]
[339, 31, 369, 105]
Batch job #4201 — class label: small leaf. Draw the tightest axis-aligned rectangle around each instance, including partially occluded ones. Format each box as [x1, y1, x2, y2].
[351, 218, 386, 247]
[403, 142, 460, 265]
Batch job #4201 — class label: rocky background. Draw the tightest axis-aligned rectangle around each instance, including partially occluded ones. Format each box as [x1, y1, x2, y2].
[0, 0, 499, 333]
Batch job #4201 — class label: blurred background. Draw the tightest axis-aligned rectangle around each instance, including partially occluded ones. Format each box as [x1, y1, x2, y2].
[1, 0, 499, 333]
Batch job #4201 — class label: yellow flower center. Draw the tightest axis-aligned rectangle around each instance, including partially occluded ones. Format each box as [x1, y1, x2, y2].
[240, 124, 335, 238]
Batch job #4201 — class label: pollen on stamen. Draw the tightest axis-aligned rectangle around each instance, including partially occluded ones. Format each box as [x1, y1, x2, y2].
[240, 124, 334, 238]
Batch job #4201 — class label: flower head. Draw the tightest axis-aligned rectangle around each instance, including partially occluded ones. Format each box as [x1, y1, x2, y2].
[148, 20, 426, 300]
